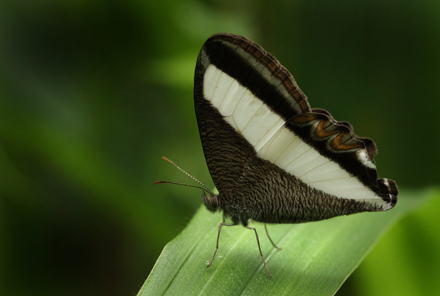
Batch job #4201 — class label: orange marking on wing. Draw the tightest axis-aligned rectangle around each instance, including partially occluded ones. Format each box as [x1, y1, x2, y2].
[315, 120, 338, 138]
[331, 133, 363, 150]
[292, 114, 316, 124]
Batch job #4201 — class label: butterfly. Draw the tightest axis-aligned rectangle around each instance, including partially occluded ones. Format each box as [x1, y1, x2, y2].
[158, 33, 398, 277]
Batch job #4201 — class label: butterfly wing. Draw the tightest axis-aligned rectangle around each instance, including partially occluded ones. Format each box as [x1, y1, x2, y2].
[194, 33, 397, 223]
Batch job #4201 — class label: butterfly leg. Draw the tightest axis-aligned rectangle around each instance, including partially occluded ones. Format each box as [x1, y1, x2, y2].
[207, 220, 237, 268]
[264, 223, 282, 250]
[245, 225, 272, 277]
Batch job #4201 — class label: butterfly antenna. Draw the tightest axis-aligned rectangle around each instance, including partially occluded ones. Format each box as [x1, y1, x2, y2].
[153, 157, 215, 196]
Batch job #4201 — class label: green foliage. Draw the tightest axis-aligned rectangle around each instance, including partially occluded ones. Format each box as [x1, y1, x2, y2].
[1, 0, 439, 295]
[139, 189, 435, 295]
[352, 190, 440, 296]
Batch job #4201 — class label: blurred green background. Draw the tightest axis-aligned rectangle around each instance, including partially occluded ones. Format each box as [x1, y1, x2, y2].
[0, 0, 439, 295]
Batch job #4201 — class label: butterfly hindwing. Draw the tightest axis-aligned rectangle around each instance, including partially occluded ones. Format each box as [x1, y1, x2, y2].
[194, 33, 397, 224]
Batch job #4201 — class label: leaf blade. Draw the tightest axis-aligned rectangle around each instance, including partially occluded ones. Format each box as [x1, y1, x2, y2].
[139, 189, 434, 296]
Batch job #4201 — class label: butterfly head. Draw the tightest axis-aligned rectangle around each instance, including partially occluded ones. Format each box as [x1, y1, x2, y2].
[202, 191, 220, 213]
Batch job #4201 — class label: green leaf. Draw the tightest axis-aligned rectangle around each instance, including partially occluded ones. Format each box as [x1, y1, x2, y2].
[139, 189, 434, 295]
[354, 189, 440, 295]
